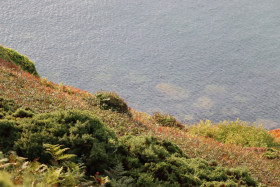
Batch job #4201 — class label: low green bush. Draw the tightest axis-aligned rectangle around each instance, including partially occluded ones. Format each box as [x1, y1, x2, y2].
[0, 120, 19, 153]
[188, 119, 278, 148]
[0, 109, 118, 174]
[262, 148, 279, 159]
[0, 45, 39, 77]
[93, 91, 129, 114]
[0, 98, 20, 152]
[0, 112, 4, 119]
[12, 108, 34, 118]
[153, 112, 184, 129]
[118, 135, 258, 186]
[0, 97, 19, 114]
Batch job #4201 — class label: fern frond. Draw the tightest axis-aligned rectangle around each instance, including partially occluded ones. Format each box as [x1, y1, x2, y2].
[57, 154, 76, 161]
[43, 144, 76, 163]
[105, 163, 134, 187]
[105, 163, 127, 179]
[55, 147, 70, 157]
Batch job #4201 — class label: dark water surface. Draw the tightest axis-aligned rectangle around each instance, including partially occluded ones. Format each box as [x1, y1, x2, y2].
[1, 1, 280, 129]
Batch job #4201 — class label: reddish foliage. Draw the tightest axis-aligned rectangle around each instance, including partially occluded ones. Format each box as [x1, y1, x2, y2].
[0, 58, 19, 70]
[269, 129, 280, 140]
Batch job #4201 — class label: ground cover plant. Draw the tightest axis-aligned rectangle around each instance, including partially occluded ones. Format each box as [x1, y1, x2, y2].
[152, 112, 184, 129]
[93, 91, 130, 114]
[1, 46, 280, 186]
[118, 135, 258, 186]
[187, 119, 279, 148]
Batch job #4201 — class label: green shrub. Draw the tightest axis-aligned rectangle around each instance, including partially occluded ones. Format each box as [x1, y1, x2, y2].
[152, 112, 183, 129]
[0, 97, 18, 114]
[12, 108, 34, 118]
[1, 109, 118, 174]
[202, 180, 238, 187]
[93, 91, 129, 114]
[0, 45, 39, 77]
[262, 148, 279, 159]
[118, 135, 258, 186]
[188, 119, 277, 148]
[0, 120, 19, 153]
[0, 112, 5, 119]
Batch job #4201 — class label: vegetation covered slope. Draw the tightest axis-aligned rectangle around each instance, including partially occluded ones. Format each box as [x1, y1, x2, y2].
[0, 97, 259, 186]
[0, 45, 39, 77]
[1, 45, 280, 186]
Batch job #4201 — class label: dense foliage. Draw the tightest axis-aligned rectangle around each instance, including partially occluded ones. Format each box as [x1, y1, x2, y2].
[0, 96, 19, 117]
[0, 145, 90, 187]
[118, 135, 258, 186]
[0, 107, 118, 174]
[188, 119, 278, 148]
[93, 91, 130, 114]
[0, 45, 39, 77]
[153, 112, 183, 129]
[0, 97, 260, 186]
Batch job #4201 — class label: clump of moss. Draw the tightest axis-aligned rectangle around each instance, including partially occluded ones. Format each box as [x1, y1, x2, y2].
[0, 45, 39, 77]
[93, 91, 129, 114]
[152, 112, 183, 129]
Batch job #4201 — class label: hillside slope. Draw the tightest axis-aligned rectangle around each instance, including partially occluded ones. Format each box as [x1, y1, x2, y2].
[0, 45, 39, 77]
[1, 46, 280, 186]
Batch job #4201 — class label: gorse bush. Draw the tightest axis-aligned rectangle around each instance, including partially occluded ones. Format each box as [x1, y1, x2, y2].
[153, 112, 184, 129]
[12, 108, 34, 118]
[118, 135, 258, 186]
[0, 120, 18, 153]
[0, 109, 118, 174]
[0, 97, 19, 118]
[0, 97, 19, 152]
[93, 91, 129, 114]
[188, 119, 278, 148]
[0, 45, 39, 77]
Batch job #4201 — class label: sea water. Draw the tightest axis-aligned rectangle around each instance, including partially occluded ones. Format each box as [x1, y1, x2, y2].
[1, 0, 280, 129]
